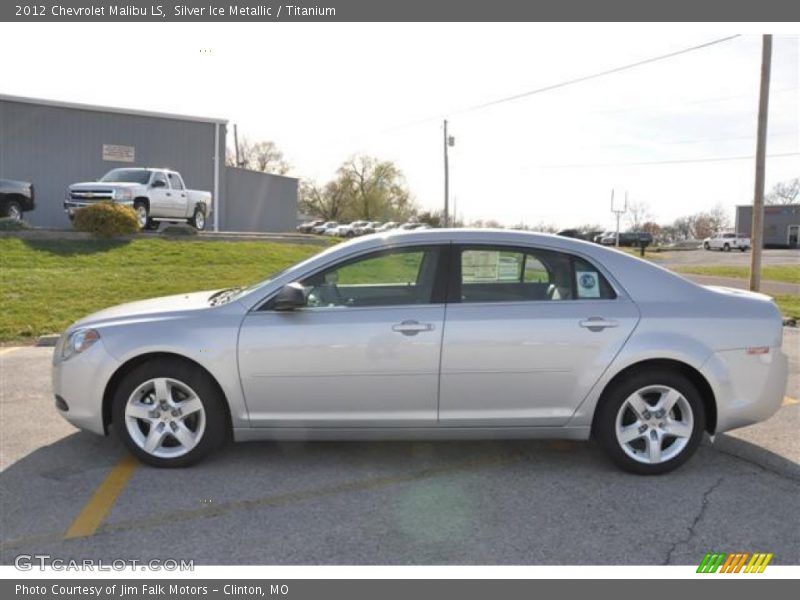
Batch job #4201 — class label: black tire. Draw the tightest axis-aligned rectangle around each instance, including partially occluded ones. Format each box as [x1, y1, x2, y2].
[723, 243, 730, 252]
[594, 369, 706, 475]
[703, 242, 710, 250]
[133, 201, 149, 231]
[739, 247, 746, 252]
[2, 199, 23, 221]
[111, 358, 228, 468]
[189, 206, 206, 230]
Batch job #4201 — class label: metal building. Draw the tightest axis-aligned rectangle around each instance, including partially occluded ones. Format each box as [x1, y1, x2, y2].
[0, 94, 297, 232]
[736, 204, 800, 248]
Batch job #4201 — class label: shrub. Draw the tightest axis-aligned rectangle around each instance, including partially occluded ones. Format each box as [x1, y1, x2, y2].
[0, 217, 30, 231]
[72, 202, 140, 238]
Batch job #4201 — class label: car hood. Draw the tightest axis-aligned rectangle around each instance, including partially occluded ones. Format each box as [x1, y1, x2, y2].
[72, 290, 220, 328]
[70, 181, 141, 190]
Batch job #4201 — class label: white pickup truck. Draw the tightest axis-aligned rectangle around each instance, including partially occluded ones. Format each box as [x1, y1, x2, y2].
[66, 168, 212, 230]
[703, 232, 751, 252]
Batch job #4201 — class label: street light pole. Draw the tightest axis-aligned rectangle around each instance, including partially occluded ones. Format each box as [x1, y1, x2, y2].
[750, 34, 772, 292]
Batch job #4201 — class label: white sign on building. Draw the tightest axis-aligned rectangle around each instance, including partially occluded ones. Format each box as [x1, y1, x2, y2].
[102, 144, 135, 163]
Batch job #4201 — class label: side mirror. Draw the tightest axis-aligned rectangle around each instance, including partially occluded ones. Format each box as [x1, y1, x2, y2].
[151, 179, 166, 188]
[272, 283, 307, 311]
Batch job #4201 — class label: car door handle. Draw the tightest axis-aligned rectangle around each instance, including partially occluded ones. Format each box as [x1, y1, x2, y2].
[579, 317, 619, 331]
[392, 320, 435, 336]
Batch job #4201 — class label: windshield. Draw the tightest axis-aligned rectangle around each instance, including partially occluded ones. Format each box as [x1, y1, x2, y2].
[100, 169, 151, 184]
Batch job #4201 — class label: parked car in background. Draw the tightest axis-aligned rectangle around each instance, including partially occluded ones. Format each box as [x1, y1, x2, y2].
[53, 229, 787, 473]
[399, 222, 430, 231]
[335, 221, 369, 237]
[311, 221, 338, 235]
[376, 222, 399, 232]
[323, 223, 342, 236]
[600, 232, 653, 247]
[0, 179, 35, 221]
[67, 168, 211, 230]
[594, 231, 614, 244]
[704, 232, 751, 252]
[297, 219, 324, 234]
[354, 221, 382, 236]
[557, 229, 587, 240]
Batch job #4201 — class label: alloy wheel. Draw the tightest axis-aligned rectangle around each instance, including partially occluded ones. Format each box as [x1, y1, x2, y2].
[124, 377, 206, 458]
[614, 385, 693, 465]
[135, 205, 148, 228]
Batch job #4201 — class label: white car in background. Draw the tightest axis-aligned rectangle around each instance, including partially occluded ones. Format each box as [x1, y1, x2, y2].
[335, 221, 369, 237]
[704, 232, 751, 252]
[311, 221, 338, 235]
[52, 229, 787, 474]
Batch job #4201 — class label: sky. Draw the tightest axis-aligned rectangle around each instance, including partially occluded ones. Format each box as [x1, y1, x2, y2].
[1, 23, 798, 229]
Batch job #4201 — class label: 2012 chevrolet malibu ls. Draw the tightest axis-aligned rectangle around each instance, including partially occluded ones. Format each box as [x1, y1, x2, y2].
[52, 229, 788, 474]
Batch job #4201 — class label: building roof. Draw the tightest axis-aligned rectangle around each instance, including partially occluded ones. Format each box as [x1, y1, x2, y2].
[0, 94, 227, 125]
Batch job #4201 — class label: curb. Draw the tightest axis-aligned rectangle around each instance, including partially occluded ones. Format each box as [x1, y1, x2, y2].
[35, 335, 60, 347]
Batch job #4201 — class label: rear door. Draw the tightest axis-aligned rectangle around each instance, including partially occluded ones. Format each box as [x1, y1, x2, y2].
[439, 244, 639, 426]
[166, 172, 188, 217]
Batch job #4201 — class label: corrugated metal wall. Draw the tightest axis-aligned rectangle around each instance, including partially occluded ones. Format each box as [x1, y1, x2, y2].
[0, 98, 222, 228]
[223, 167, 298, 232]
[736, 204, 800, 247]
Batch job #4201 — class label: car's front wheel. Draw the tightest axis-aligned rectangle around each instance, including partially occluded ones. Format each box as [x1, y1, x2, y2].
[594, 369, 705, 474]
[703, 242, 710, 250]
[133, 201, 149, 230]
[111, 359, 228, 467]
[2, 200, 23, 221]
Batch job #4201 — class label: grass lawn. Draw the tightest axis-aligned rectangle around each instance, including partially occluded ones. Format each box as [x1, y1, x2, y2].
[0, 237, 323, 342]
[673, 264, 799, 285]
[774, 295, 800, 321]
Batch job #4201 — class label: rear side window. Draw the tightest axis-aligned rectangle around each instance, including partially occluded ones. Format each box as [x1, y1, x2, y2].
[458, 247, 616, 303]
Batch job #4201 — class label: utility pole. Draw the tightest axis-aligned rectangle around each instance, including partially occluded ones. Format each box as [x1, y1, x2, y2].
[750, 34, 772, 292]
[611, 189, 628, 247]
[233, 124, 241, 168]
[443, 120, 450, 227]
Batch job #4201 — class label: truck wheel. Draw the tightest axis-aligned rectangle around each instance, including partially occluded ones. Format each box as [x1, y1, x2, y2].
[133, 201, 149, 230]
[2, 200, 22, 221]
[723, 243, 730, 252]
[190, 207, 206, 231]
[703, 242, 710, 250]
[739, 246, 746, 252]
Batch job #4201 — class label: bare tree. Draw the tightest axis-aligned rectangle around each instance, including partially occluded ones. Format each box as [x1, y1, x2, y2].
[227, 137, 291, 175]
[625, 200, 653, 231]
[298, 179, 349, 221]
[766, 177, 799, 205]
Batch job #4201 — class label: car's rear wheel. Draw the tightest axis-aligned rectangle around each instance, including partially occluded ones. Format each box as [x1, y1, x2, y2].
[3, 200, 22, 221]
[594, 370, 705, 475]
[111, 359, 228, 467]
[190, 207, 206, 230]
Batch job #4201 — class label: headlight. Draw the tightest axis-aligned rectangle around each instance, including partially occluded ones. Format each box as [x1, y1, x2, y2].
[114, 189, 133, 201]
[59, 328, 100, 361]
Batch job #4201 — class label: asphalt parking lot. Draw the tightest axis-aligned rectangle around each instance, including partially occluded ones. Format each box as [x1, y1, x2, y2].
[0, 332, 798, 566]
[657, 247, 798, 267]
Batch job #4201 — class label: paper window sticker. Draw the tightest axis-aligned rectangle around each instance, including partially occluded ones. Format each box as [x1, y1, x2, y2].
[576, 271, 600, 298]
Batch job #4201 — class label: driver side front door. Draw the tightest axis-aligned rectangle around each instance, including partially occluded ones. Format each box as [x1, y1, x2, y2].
[237, 244, 447, 428]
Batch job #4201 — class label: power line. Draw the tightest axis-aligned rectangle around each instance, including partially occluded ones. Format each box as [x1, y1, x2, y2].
[456, 35, 743, 116]
[528, 151, 799, 170]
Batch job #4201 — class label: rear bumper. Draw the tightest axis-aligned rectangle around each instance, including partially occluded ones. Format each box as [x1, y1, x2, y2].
[701, 346, 788, 433]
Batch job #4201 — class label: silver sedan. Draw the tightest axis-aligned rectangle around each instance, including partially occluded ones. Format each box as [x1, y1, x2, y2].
[52, 229, 788, 474]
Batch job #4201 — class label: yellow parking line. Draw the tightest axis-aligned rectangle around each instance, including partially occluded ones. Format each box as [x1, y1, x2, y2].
[783, 396, 799, 406]
[63, 454, 138, 539]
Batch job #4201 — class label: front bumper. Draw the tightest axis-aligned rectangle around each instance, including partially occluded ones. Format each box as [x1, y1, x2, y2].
[64, 199, 133, 215]
[702, 346, 789, 433]
[51, 336, 122, 435]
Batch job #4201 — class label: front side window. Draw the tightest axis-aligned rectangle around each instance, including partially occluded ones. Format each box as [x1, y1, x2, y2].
[296, 246, 442, 308]
[458, 246, 615, 303]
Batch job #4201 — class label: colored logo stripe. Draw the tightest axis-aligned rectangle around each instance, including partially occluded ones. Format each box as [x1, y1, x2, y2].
[697, 552, 773, 573]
